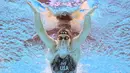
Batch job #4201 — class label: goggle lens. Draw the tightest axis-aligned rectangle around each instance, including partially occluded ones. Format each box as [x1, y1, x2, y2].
[58, 36, 69, 40]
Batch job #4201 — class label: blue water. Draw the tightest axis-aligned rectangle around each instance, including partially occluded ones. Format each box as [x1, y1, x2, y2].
[0, 0, 130, 73]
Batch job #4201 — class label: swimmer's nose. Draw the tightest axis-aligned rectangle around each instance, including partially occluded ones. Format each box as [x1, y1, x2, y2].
[61, 40, 65, 45]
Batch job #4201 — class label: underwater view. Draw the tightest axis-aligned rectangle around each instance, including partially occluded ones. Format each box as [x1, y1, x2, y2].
[0, 0, 130, 73]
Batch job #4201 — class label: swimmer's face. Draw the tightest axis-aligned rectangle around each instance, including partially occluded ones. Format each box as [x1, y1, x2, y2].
[57, 29, 71, 45]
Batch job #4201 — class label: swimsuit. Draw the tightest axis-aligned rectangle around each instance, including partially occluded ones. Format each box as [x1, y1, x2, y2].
[50, 45, 77, 73]
[51, 55, 77, 73]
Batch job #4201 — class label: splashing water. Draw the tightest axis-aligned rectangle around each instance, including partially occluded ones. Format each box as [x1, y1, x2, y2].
[0, 0, 130, 73]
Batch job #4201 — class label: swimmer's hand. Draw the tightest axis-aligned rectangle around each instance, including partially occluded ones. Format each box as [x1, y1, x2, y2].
[26, 0, 38, 13]
[26, 0, 46, 13]
[87, 6, 98, 15]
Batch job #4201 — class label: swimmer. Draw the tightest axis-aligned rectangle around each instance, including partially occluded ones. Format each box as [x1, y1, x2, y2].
[27, 0, 97, 73]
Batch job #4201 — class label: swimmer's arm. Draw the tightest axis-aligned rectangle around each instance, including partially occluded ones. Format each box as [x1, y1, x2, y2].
[72, 6, 97, 47]
[34, 12, 56, 49]
[27, 1, 56, 49]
